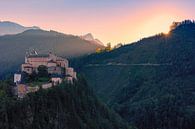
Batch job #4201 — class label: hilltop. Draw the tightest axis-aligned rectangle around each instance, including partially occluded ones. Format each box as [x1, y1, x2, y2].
[0, 52, 132, 129]
[72, 20, 195, 129]
[0, 77, 132, 129]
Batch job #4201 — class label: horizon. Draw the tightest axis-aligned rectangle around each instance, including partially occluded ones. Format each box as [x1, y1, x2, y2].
[0, 0, 195, 45]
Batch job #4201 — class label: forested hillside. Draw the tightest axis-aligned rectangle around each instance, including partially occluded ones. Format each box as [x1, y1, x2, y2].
[0, 29, 104, 78]
[72, 20, 195, 129]
[0, 77, 131, 129]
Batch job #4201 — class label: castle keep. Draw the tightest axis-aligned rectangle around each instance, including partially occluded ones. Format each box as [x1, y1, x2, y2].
[14, 52, 77, 98]
[22, 53, 68, 74]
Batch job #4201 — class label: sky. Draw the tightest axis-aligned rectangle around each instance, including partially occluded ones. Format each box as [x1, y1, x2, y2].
[0, 0, 195, 45]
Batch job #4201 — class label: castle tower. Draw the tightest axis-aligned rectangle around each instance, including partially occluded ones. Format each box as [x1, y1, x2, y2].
[14, 73, 22, 84]
[49, 52, 57, 61]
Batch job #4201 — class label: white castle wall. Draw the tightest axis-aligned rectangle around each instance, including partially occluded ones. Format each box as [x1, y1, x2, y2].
[14, 74, 22, 83]
[42, 83, 53, 89]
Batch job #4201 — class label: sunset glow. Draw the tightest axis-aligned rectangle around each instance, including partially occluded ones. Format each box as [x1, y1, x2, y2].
[0, 0, 194, 45]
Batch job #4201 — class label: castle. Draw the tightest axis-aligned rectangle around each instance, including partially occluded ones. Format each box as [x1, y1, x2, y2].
[14, 52, 77, 98]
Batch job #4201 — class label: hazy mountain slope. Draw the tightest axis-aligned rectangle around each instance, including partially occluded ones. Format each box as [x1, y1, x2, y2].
[0, 29, 104, 78]
[0, 21, 40, 35]
[0, 77, 132, 129]
[72, 20, 195, 129]
[81, 33, 104, 46]
[82, 33, 94, 41]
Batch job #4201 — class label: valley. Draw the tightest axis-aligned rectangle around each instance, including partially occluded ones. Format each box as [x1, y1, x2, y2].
[0, 20, 195, 129]
[72, 20, 195, 129]
[1, 1, 195, 129]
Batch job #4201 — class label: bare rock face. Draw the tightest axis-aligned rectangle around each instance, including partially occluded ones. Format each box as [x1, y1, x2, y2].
[82, 33, 94, 41]
[81, 33, 104, 46]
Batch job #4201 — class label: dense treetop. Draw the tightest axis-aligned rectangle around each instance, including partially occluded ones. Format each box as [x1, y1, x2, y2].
[72, 20, 195, 129]
[0, 77, 132, 129]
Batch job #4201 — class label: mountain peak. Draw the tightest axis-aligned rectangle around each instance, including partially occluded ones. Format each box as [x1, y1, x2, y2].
[0, 21, 40, 35]
[82, 33, 94, 41]
[81, 33, 104, 46]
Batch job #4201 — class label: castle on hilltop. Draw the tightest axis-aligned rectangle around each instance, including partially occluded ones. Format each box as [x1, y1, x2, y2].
[14, 52, 77, 98]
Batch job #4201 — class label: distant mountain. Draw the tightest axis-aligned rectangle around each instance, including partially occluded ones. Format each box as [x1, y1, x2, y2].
[81, 33, 104, 46]
[0, 21, 40, 35]
[82, 33, 94, 41]
[72, 20, 195, 129]
[0, 29, 104, 78]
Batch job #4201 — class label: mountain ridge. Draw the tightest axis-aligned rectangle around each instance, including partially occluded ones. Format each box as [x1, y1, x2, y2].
[0, 21, 105, 47]
[0, 29, 104, 78]
[81, 33, 104, 46]
[0, 21, 40, 35]
[72, 20, 195, 129]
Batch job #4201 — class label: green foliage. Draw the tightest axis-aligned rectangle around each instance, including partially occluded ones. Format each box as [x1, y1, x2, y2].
[0, 80, 14, 98]
[72, 21, 195, 129]
[22, 71, 50, 85]
[37, 65, 49, 78]
[0, 77, 132, 129]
